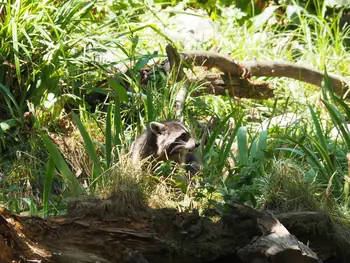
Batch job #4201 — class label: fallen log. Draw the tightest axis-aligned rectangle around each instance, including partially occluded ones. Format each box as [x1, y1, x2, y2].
[187, 71, 273, 99]
[0, 196, 348, 263]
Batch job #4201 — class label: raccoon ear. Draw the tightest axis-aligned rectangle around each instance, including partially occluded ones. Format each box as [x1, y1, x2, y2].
[150, 122, 167, 134]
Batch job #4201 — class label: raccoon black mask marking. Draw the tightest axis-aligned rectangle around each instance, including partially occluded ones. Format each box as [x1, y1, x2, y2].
[130, 120, 200, 174]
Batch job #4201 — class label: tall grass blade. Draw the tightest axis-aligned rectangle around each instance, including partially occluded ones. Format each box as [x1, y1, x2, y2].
[345, 153, 350, 201]
[0, 83, 22, 119]
[321, 68, 335, 103]
[332, 95, 350, 122]
[308, 105, 328, 152]
[146, 85, 154, 122]
[277, 136, 328, 181]
[204, 111, 236, 154]
[43, 156, 55, 218]
[322, 99, 350, 149]
[217, 121, 240, 172]
[108, 78, 128, 102]
[41, 133, 82, 196]
[11, 0, 21, 84]
[90, 162, 97, 192]
[106, 104, 112, 168]
[307, 135, 335, 178]
[113, 94, 122, 150]
[72, 112, 104, 183]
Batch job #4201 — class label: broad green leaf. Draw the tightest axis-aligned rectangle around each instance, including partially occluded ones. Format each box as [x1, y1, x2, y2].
[108, 78, 128, 102]
[133, 53, 158, 72]
[249, 140, 258, 163]
[256, 130, 268, 162]
[237, 127, 248, 165]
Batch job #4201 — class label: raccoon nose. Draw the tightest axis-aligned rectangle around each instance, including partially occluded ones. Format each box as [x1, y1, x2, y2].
[195, 142, 200, 148]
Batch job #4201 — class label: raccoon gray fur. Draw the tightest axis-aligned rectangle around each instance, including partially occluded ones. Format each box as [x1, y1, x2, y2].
[130, 120, 201, 175]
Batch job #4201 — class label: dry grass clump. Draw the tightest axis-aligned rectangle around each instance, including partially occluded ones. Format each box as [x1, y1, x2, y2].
[66, 152, 204, 218]
[68, 153, 151, 219]
[259, 159, 322, 213]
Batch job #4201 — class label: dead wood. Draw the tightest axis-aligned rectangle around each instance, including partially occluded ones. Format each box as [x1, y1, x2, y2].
[0, 208, 52, 263]
[221, 202, 350, 262]
[188, 72, 273, 99]
[0, 198, 349, 263]
[161, 45, 273, 100]
[165, 50, 349, 98]
[237, 210, 322, 263]
[276, 212, 349, 261]
[177, 50, 250, 78]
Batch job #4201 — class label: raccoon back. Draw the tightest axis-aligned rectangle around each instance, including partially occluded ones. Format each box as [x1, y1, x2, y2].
[130, 130, 158, 164]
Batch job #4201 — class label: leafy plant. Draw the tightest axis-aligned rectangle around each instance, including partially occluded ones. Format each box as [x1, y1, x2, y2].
[276, 69, 349, 200]
[221, 127, 268, 207]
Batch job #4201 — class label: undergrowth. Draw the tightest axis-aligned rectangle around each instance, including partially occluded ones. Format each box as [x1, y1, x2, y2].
[0, 0, 349, 237]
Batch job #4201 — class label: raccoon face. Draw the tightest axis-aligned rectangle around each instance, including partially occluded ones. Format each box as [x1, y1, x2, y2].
[149, 121, 199, 161]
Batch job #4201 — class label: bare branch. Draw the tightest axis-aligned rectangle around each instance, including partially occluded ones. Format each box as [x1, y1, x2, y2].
[241, 60, 350, 97]
[174, 50, 349, 97]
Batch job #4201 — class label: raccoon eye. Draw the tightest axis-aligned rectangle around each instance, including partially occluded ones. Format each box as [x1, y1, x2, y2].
[178, 132, 189, 141]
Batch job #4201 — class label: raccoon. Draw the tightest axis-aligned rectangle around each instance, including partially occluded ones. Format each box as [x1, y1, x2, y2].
[130, 120, 201, 175]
